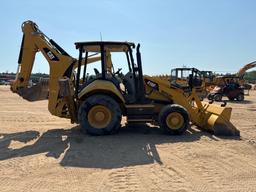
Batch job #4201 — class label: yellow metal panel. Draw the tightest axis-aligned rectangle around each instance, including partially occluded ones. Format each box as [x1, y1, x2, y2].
[78, 80, 125, 103]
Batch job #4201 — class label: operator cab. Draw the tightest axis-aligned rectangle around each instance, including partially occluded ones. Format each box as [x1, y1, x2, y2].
[170, 67, 203, 90]
[74, 41, 146, 104]
[201, 70, 214, 83]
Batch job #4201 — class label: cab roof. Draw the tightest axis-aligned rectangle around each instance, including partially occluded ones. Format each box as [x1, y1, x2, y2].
[75, 41, 135, 52]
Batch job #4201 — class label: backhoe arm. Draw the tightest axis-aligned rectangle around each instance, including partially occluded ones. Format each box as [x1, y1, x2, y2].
[11, 20, 101, 122]
[237, 61, 256, 78]
[12, 22, 38, 91]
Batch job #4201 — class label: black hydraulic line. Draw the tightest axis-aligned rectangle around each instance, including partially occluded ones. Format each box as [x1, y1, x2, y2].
[18, 34, 25, 64]
[49, 39, 70, 57]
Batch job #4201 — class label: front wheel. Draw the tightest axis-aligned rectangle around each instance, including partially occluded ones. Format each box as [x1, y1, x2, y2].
[207, 93, 214, 100]
[158, 104, 189, 135]
[78, 94, 122, 135]
[236, 93, 244, 101]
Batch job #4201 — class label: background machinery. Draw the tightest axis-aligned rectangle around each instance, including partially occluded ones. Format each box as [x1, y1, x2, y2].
[205, 62, 256, 101]
[205, 61, 256, 89]
[169, 62, 256, 102]
[207, 76, 245, 101]
[11, 20, 239, 136]
[170, 67, 207, 99]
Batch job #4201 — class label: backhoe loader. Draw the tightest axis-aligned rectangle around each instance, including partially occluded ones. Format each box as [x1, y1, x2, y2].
[170, 67, 208, 99]
[204, 61, 256, 89]
[169, 62, 256, 100]
[11, 20, 239, 136]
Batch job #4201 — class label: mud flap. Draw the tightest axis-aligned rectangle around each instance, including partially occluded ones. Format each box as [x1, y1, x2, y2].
[17, 78, 49, 101]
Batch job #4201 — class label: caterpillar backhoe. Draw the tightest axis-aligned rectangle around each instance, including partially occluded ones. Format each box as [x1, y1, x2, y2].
[11, 20, 239, 136]
[11, 20, 101, 116]
[204, 61, 256, 88]
[170, 67, 208, 99]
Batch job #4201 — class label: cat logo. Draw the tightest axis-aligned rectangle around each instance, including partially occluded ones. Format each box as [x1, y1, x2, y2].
[43, 48, 59, 61]
[47, 51, 55, 60]
[145, 79, 159, 91]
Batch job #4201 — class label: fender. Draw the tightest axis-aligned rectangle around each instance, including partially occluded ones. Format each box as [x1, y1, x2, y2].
[78, 80, 125, 103]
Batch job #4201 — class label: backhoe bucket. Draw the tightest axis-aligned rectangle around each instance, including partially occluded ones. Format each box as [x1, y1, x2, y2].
[17, 78, 49, 101]
[199, 102, 240, 136]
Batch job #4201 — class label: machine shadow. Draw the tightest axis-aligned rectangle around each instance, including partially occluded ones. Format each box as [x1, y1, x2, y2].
[206, 99, 253, 104]
[0, 124, 239, 169]
[224, 100, 253, 104]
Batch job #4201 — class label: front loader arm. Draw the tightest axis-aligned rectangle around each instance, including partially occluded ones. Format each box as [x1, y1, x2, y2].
[144, 75, 239, 136]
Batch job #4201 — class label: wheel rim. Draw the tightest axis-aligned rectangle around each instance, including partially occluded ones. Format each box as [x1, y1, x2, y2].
[237, 94, 243, 101]
[87, 105, 112, 129]
[166, 112, 184, 130]
[215, 95, 221, 101]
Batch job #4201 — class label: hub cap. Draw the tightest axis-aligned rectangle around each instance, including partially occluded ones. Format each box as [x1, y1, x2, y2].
[166, 112, 184, 130]
[87, 105, 112, 129]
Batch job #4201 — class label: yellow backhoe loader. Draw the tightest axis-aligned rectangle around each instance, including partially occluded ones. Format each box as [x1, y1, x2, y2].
[204, 61, 256, 88]
[170, 67, 208, 99]
[11, 20, 239, 136]
[169, 62, 256, 98]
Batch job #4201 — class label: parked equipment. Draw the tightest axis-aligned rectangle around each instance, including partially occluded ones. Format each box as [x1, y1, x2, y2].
[206, 61, 256, 90]
[207, 77, 244, 101]
[170, 67, 207, 99]
[11, 21, 239, 136]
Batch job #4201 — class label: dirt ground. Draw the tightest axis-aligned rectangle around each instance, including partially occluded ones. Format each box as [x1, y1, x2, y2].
[0, 85, 256, 192]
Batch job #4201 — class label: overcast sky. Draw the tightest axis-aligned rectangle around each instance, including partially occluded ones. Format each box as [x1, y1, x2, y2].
[1, 0, 256, 75]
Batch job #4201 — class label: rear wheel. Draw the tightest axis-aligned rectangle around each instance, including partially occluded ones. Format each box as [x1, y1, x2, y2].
[78, 94, 122, 135]
[158, 104, 189, 135]
[236, 93, 244, 101]
[207, 94, 213, 100]
[214, 94, 222, 101]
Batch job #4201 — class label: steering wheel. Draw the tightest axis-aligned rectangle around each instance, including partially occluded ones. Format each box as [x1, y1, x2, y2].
[114, 68, 122, 75]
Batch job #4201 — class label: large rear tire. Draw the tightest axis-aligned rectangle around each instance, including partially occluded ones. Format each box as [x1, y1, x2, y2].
[78, 94, 122, 135]
[158, 104, 189, 135]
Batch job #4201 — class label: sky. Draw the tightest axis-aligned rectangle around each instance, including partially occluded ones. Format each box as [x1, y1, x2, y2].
[0, 0, 256, 75]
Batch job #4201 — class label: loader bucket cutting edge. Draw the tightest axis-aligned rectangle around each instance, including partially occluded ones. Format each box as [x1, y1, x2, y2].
[16, 79, 49, 102]
[205, 113, 240, 136]
[197, 102, 240, 136]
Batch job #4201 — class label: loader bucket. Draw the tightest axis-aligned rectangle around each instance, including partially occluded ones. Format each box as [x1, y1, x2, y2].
[16, 78, 49, 101]
[199, 102, 240, 136]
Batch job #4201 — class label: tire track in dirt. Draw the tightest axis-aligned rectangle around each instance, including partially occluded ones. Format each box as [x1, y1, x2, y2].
[0, 177, 17, 192]
[0, 114, 59, 123]
[174, 141, 256, 191]
[136, 163, 194, 192]
[103, 167, 142, 192]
